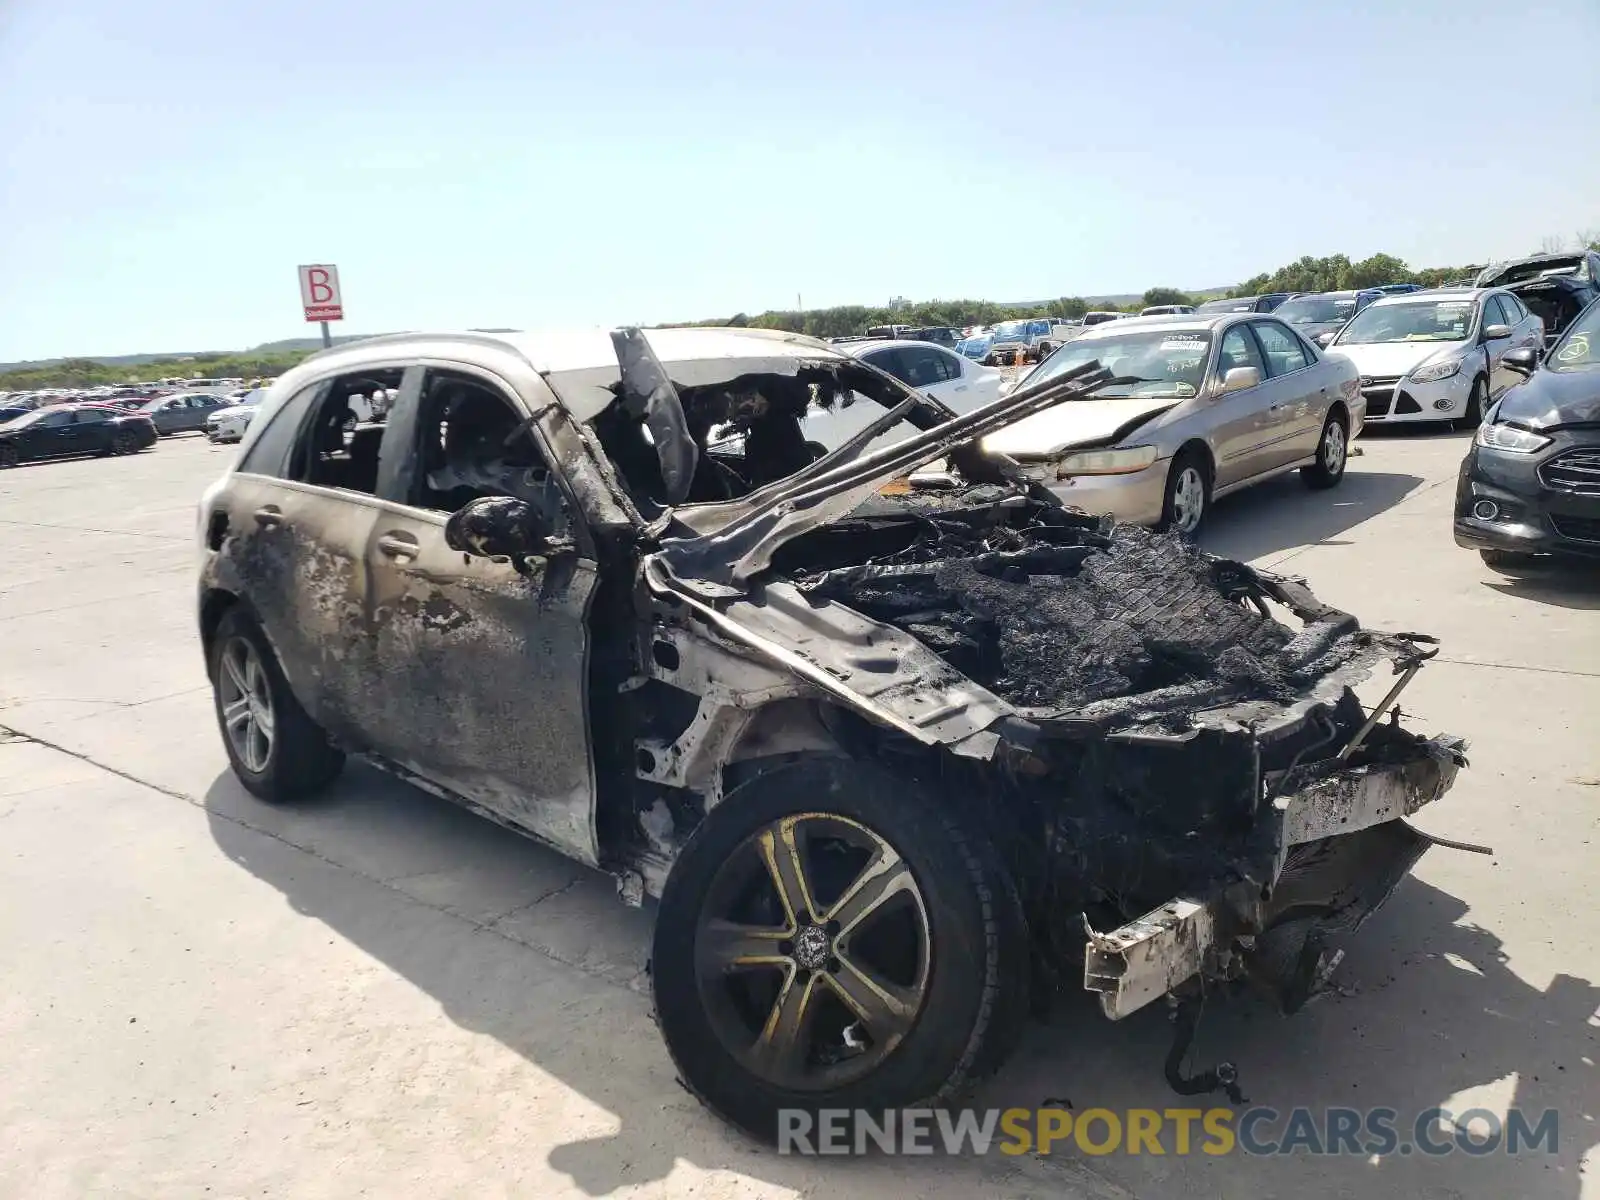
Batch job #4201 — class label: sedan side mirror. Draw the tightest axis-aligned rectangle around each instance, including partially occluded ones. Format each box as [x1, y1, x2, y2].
[1219, 366, 1261, 395]
[1483, 324, 1512, 341]
[1503, 346, 1539, 375]
[445, 496, 559, 563]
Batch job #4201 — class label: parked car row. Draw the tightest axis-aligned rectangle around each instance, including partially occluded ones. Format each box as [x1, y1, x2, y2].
[0, 403, 158, 467]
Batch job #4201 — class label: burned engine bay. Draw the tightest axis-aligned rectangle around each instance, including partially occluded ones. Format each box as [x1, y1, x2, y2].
[741, 486, 1467, 1030]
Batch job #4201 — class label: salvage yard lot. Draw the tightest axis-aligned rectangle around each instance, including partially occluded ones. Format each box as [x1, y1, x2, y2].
[2, 433, 1597, 1199]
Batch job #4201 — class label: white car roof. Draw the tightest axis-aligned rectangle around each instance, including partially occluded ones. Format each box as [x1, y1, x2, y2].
[1364, 288, 1491, 308]
[274, 326, 853, 422]
[841, 338, 959, 356]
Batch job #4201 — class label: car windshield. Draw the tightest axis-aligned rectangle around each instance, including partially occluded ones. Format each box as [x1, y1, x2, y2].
[956, 337, 991, 359]
[1335, 300, 1476, 345]
[1024, 329, 1211, 398]
[1547, 300, 1600, 372]
[1, 408, 52, 429]
[992, 321, 1028, 340]
[1199, 298, 1252, 312]
[1275, 296, 1357, 324]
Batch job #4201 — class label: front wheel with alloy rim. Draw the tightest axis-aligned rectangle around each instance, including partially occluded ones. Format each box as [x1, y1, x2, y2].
[651, 755, 1029, 1144]
[1159, 450, 1210, 536]
[208, 607, 344, 802]
[1300, 412, 1349, 489]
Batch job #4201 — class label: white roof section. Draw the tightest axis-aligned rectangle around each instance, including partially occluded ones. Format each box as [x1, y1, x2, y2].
[287, 326, 854, 422]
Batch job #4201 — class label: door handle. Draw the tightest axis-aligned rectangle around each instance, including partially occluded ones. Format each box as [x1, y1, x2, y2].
[376, 532, 419, 559]
[253, 505, 283, 528]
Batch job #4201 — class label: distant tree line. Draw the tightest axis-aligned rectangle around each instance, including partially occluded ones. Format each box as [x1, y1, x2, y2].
[9, 234, 1596, 389]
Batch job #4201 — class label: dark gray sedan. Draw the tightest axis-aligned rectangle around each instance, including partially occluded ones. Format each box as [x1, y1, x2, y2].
[139, 392, 233, 435]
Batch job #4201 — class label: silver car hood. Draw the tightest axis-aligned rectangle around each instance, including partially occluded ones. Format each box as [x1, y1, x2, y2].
[647, 361, 1112, 599]
[981, 395, 1185, 458]
[1328, 340, 1470, 377]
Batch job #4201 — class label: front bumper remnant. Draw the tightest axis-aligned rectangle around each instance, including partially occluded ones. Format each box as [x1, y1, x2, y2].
[1083, 734, 1466, 1020]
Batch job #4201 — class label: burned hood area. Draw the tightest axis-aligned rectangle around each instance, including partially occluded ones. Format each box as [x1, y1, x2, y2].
[761, 487, 1458, 1008]
[776, 486, 1382, 730]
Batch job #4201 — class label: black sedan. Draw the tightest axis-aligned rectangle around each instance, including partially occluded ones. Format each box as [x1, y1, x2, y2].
[1454, 297, 1600, 569]
[0, 404, 158, 467]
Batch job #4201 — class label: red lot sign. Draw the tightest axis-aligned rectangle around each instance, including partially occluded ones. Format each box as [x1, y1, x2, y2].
[298, 264, 344, 323]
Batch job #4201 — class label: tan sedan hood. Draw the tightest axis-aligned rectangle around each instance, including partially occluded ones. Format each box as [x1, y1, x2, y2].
[980, 395, 1184, 459]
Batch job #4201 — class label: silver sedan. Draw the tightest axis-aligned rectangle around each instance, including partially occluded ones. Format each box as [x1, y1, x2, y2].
[983, 313, 1363, 533]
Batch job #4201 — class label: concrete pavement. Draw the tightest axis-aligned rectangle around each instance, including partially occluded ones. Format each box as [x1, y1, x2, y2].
[1, 431, 1596, 1198]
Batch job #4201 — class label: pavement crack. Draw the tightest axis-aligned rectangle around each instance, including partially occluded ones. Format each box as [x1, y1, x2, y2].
[485, 875, 587, 928]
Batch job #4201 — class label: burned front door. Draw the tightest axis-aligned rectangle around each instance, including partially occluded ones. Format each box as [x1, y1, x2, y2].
[363, 367, 600, 864]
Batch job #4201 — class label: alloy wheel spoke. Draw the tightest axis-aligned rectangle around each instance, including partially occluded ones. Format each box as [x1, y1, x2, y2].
[825, 848, 914, 938]
[222, 695, 252, 733]
[222, 649, 249, 698]
[822, 952, 922, 1041]
[758, 821, 820, 927]
[699, 918, 792, 972]
[748, 967, 821, 1082]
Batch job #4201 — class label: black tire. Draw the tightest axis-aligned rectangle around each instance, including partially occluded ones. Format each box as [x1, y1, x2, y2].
[1300, 410, 1349, 490]
[1479, 548, 1540, 572]
[1158, 447, 1211, 536]
[1456, 377, 1487, 430]
[0, 443, 20, 468]
[651, 755, 1029, 1146]
[112, 430, 138, 456]
[208, 606, 344, 802]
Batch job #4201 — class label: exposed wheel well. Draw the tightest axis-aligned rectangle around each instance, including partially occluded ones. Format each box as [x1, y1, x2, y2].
[199, 588, 239, 660]
[1326, 400, 1349, 428]
[1173, 439, 1214, 481]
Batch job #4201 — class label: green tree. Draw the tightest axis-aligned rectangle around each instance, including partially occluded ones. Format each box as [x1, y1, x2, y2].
[1343, 253, 1412, 289]
[1141, 287, 1194, 309]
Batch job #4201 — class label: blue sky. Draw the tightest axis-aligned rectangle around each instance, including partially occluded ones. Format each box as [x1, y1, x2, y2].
[2, 0, 1597, 361]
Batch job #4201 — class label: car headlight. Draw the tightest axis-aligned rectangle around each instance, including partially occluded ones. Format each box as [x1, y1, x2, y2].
[1410, 358, 1463, 383]
[1475, 423, 1551, 453]
[1055, 445, 1160, 477]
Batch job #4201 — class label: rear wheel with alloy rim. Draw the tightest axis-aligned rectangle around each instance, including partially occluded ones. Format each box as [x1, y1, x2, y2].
[1300, 412, 1349, 489]
[0, 443, 18, 468]
[208, 607, 344, 802]
[112, 430, 138, 455]
[652, 755, 1029, 1144]
[1159, 450, 1210, 536]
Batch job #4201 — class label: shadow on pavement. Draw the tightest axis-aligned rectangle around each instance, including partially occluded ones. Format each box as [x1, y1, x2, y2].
[1201, 468, 1424, 563]
[981, 875, 1599, 1199]
[201, 768, 1118, 1199]
[1480, 560, 1600, 610]
[204, 767, 1598, 1199]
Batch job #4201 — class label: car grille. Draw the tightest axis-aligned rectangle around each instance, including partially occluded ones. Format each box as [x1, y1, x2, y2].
[1550, 514, 1600, 543]
[1359, 375, 1401, 418]
[1539, 448, 1600, 496]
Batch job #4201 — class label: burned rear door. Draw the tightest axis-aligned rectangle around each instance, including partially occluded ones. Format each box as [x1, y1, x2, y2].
[210, 368, 409, 741]
[362, 365, 600, 865]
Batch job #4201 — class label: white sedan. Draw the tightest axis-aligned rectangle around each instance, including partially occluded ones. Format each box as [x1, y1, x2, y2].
[800, 339, 1002, 450]
[204, 390, 268, 444]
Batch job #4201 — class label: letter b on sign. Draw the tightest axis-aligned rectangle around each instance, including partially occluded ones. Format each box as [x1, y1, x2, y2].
[299, 264, 344, 323]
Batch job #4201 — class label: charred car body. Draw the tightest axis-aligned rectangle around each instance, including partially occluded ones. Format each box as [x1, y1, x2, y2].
[196, 327, 1469, 1143]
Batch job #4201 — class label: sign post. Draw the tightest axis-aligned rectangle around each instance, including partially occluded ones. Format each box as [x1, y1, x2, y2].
[298, 264, 344, 348]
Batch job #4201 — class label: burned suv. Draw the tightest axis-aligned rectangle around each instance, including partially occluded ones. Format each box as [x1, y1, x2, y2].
[197, 327, 1467, 1143]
